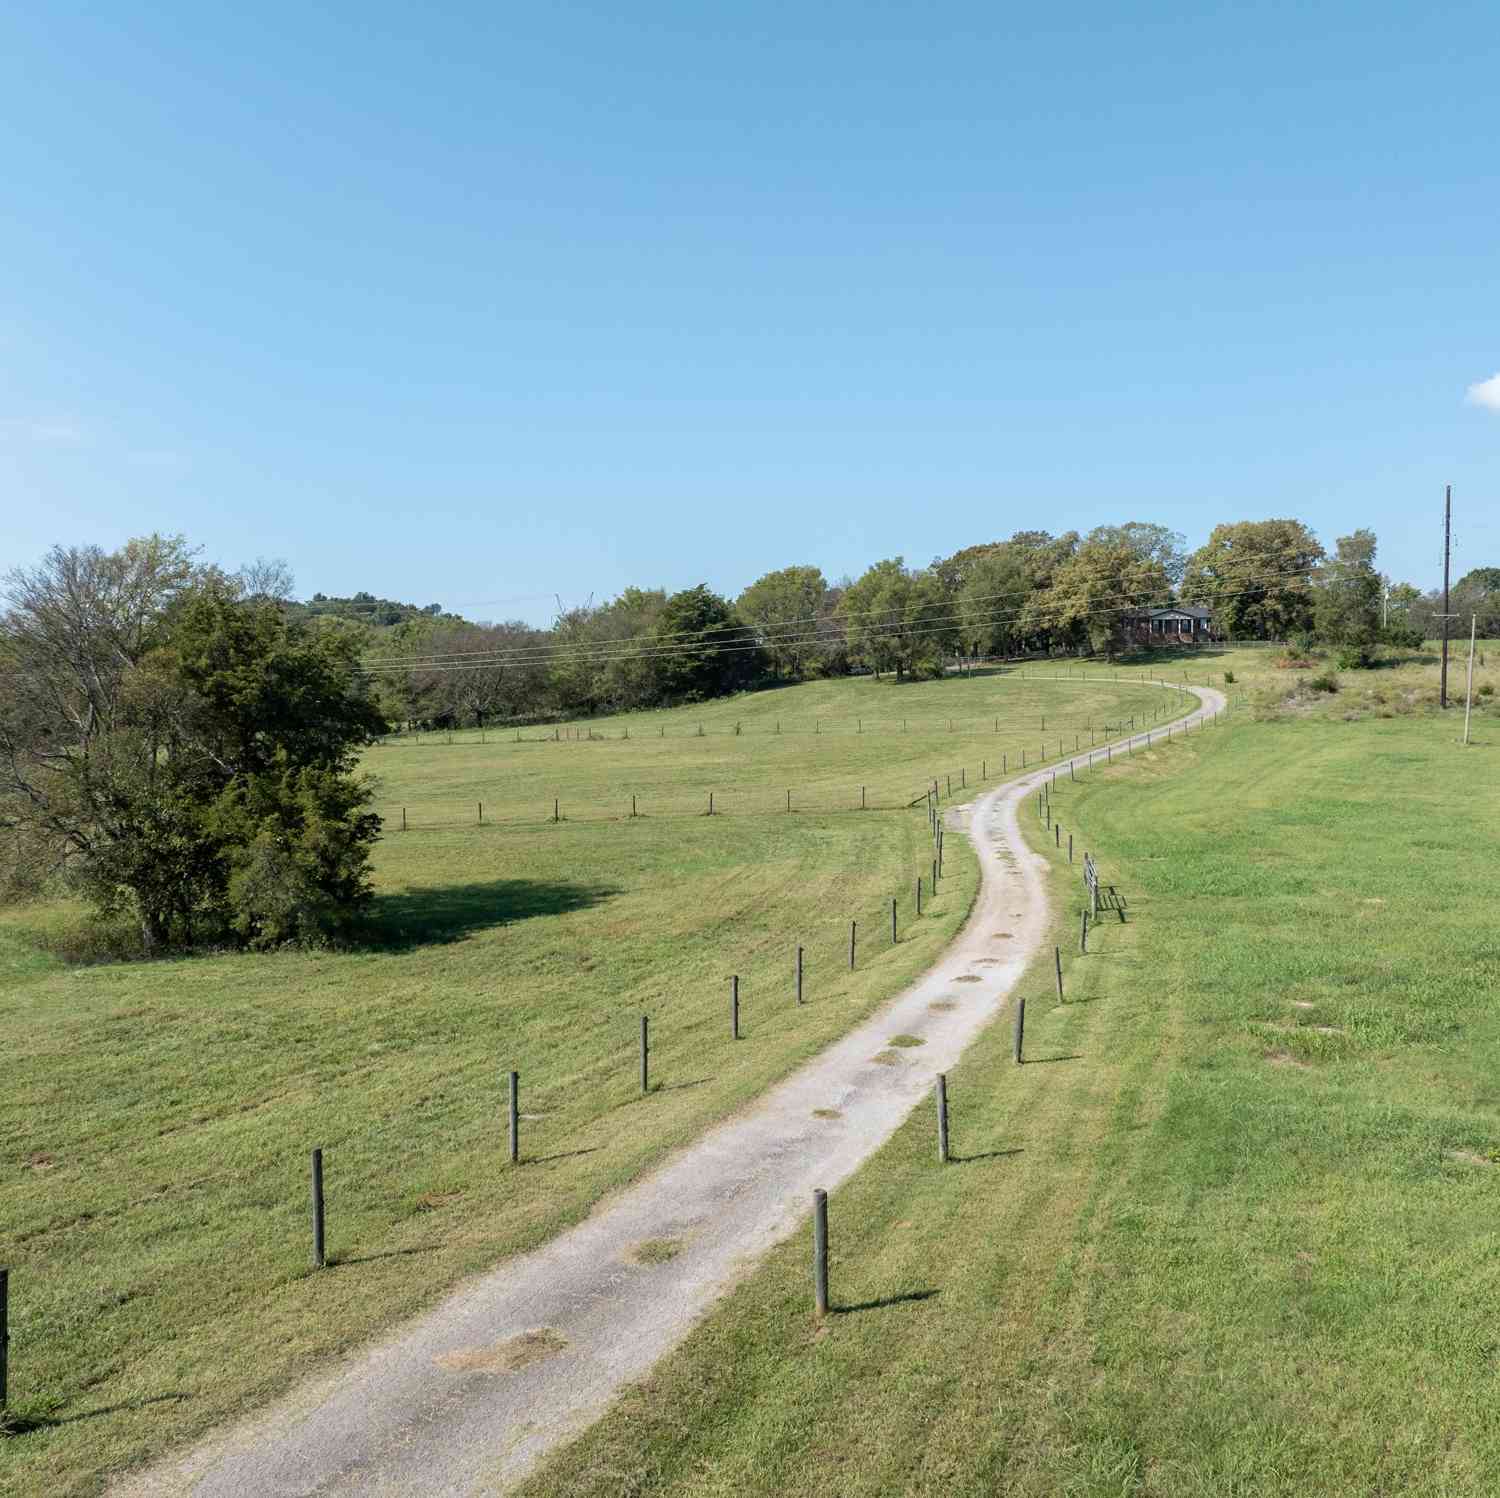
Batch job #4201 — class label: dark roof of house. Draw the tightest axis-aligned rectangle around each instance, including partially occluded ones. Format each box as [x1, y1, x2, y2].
[1142, 604, 1212, 620]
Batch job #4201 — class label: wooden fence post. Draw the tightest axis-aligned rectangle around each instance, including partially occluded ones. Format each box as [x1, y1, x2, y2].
[936, 1075, 950, 1163]
[813, 1190, 830, 1315]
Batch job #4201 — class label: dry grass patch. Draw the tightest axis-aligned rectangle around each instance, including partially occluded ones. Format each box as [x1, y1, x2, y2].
[433, 1328, 567, 1375]
[628, 1238, 683, 1265]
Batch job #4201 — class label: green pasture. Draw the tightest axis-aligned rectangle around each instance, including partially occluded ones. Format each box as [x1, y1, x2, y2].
[518, 680, 1500, 1496]
[370, 668, 1199, 829]
[0, 670, 1176, 1497]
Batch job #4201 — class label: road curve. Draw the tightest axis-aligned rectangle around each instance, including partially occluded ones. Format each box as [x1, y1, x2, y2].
[112, 683, 1226, 1498]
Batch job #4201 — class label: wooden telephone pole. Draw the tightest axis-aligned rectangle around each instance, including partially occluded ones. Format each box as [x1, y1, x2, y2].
[1440, 484, 1452, 708]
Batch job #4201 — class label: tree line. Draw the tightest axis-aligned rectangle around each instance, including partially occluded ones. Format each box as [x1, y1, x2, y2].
[371, 517, 1482, 727]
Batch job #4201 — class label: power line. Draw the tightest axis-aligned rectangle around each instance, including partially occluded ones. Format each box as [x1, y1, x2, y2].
[359, 564, 1324, 677]
[361, 565, 1317, 675]
[359, 549, 1325, 673]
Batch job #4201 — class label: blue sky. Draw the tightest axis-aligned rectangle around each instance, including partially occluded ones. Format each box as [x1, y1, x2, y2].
[3, 1, 1496, 623]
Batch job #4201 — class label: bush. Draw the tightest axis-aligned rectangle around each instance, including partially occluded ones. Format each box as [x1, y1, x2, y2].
[1307, 670, 1340, 694]
[1479, 682, 1495, 698]
[1336, 644, 1376, 670]
[1222, 670, 1236, 684]
[1381, 621, 1424, 650]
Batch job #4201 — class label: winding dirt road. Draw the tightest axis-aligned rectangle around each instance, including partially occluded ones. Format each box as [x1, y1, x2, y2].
[113, 684, 1225, 1498]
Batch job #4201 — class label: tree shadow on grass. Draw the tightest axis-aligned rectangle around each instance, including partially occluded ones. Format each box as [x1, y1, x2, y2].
[363, 879, 619, 949]
[2, 1392, 189, 1436]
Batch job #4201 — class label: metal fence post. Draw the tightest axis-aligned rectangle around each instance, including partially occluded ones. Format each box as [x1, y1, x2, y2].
[0, 1265, 9, 1409]
[310, 1149, 326, 1270]
[813, 1190, 830, 1316]
[508, 1070, 519, 1165]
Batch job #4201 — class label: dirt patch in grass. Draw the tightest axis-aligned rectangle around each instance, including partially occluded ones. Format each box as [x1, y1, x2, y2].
[412, 1190, 463, 1213]
[433, 1328, 567, 1375]
[628, 1238, 683, 1265]
[1264, 1050, 1311, 1069]
[1445, 1150, 1495, 1168]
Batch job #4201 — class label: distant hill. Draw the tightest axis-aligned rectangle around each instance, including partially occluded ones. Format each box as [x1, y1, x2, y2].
[286, 592, 456, 628]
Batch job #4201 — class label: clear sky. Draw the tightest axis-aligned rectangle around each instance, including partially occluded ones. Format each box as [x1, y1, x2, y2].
[3, 1, 1496, 624]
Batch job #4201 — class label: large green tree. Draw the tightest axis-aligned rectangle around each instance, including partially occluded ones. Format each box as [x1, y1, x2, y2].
[1181, 519, 1325, 639]
[1314, 529, 1382, 650]
[1085, 522, 1188, 584]
[954, 544, 1033, 658]
[1028, 542, 1171, 657]
[651, 585, 764, 702]
[838, 560, 954, 679]
[737, 566, 828, 678]
[0, 539, 383, 951]
[1454, 567, 1500, 638]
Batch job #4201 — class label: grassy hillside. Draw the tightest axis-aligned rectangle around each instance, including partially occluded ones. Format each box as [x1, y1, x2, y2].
[516, 684, 1500, 1496]
[371, 668, 1200, 829]
[0, 670, 1178, 1498]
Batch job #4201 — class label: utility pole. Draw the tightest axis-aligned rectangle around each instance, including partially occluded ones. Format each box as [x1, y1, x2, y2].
[1440, 484, 1452, 708]
[1464, 615, 1477, 745]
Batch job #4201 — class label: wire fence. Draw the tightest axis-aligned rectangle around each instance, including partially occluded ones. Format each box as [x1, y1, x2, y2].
[372, 668, 1222, 748]
[371, 677, 1202, 832]
[373, 711, 1188, 831]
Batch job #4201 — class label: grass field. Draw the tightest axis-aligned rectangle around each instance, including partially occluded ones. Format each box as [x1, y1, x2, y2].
[369, 668, 1204, 828]
[514, 666, 1500, 1496]
[0, 670, 1184, 1498]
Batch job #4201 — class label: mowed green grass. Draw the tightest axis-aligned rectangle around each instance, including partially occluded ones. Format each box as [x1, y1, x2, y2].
[516, 692, 1500, 1496]
[0, 672, 1176, 1498]
[372, 668, 1197, 828]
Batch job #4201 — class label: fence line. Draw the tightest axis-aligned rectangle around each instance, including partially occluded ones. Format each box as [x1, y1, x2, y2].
[373, 671, 1223, 747]
[374, 678, 1204, 832]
